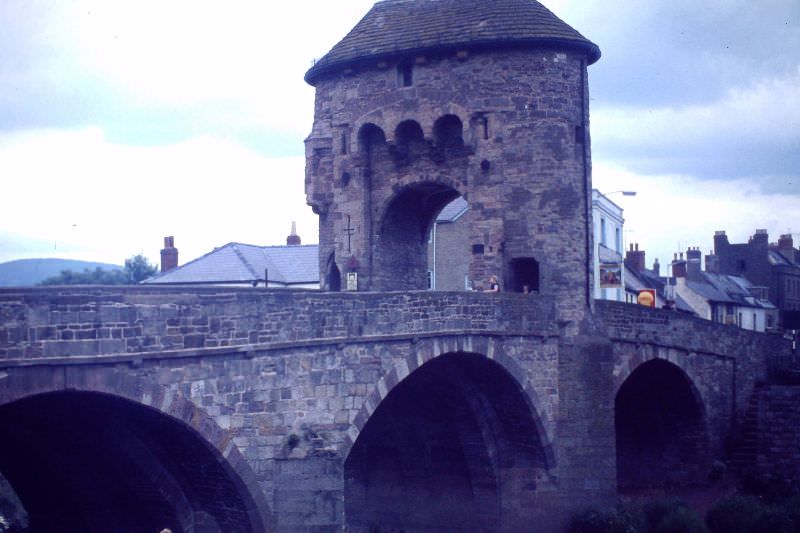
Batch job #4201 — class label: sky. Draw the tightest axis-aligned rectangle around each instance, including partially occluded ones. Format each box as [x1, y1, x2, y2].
[1, 0, 798, 271]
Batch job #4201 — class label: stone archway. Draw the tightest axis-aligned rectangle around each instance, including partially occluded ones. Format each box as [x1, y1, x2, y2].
[373, 181, 461, 291]
[344, 349, 555, 532]
[615, 358, 709, 492]
[0, 374, 273, 533]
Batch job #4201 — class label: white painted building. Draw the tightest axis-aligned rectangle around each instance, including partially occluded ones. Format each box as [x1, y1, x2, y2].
[592, 190, 626, 302]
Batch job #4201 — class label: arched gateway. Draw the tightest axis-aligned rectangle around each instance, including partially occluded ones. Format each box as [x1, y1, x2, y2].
[344, 352, 554, 532]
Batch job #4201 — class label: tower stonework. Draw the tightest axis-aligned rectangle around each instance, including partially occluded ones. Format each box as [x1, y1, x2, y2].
[305, 0, 600, 324]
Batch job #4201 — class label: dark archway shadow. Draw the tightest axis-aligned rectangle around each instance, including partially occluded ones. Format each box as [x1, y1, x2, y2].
[344, 352, 551, 532]
[374, 182, 460, 291]
[326, 252, 342, 292]
[615, 359, 709, 492]
[0, 391, 265, 533]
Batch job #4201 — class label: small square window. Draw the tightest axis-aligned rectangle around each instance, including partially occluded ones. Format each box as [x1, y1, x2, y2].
[472, 244, 485, 255]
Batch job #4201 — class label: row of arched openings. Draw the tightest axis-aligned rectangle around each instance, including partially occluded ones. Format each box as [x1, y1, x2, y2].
[0, 357, 708, 532]
[357, 115, 465, 159]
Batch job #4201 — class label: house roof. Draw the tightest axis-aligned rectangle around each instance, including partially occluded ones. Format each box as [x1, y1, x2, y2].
[768, 249, 800, 268]
[624, 265, 695, 314]
[699, 272, 776, 310]
[436, 197, 469, 223]
[143, 243, 319, 286]
[305, 0, 600, 84]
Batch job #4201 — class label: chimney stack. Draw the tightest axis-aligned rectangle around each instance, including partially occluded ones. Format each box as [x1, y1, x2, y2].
[160, 236, 178, 272]
[653, 258, 660, 276]
[625, 242, 646, 272]
[750, 229, 769, 247]
[686, 246, 702, 280]
[286, 221, 301, 246]
[713, 230, 729, 253]
[705, 251, 720, 274]
[672, 252, 687, 278]
[778, 233, 794, 252]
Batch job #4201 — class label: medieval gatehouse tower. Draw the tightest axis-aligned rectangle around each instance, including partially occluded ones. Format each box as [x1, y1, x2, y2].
[305, 0, 600, 322]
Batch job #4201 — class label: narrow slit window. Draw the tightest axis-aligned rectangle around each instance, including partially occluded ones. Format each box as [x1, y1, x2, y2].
[399, 63, 413, 87]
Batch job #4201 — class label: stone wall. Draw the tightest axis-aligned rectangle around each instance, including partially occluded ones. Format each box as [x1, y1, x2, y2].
[306, 47, 593, 324]
[754, 386, 800, 488]
[0, 286, 556, 363]
[0, 288, 790, 531]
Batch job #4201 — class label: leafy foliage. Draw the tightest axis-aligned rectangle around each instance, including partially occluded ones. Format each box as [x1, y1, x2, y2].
[569, 499, 707, 533]
[123, 254, 158, 283]
[706, 493, 800, 533]
[40, 254, 157, 285]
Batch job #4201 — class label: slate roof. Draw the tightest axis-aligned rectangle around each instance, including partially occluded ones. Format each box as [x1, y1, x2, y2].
[143, 243, 319, 286]
[624, 266, 695, 314]
[436, 197, 469, 223]
[698, 272, 776, 310]
[306, 0, 600, 84]
[769, 250, 800, 268]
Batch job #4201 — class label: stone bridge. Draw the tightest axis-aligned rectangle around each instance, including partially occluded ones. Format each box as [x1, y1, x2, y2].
[0, 287, 791, 532]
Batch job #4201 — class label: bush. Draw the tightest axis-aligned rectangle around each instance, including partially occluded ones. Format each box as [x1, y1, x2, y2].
[782, 495, 800, 533]
[706, 495, 765, 533]
[640, 499, 707, 533]
[741, 471, 795, 504]
[654, 506, 707, 533]
[568, 505, 644, 533]
[751, 507, 794, 533]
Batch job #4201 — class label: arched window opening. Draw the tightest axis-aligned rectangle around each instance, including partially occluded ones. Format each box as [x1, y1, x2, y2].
[510, 257, 540, 293]
[357, 123, 387, 178]
[615, 360, 708, 492]
[434, 114, 464, 148]
[326, 254, 341, 292]
[358, 123, 386, 152]
[393, 120, 426, 165]
[345, 353, 550, 532]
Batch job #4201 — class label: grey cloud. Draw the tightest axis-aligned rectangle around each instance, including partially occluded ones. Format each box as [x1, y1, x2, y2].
[573, 0, 800, 107]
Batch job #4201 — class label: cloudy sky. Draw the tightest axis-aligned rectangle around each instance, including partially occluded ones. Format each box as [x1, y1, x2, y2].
[1, 0, 798, 272]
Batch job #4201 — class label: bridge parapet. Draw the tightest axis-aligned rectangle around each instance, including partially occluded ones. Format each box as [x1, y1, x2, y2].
[0, 286, 557, 365]
[597, 300, 791, 364]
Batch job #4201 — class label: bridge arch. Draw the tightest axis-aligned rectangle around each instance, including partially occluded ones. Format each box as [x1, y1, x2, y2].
[343, 338, 555, 531]
[0, 372, 273, 532]
[614, 356, 710, 492]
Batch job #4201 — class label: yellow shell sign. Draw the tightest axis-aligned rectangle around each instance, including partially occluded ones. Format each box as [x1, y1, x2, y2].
[637, 289, 656, 308]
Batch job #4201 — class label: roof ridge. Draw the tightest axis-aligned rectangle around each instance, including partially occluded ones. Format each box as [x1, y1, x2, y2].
[144, 242, 242, 283]
[231, 243, 260, 280]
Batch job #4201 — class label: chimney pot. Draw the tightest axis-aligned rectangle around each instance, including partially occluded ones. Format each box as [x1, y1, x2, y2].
[286, 221, 302, 246]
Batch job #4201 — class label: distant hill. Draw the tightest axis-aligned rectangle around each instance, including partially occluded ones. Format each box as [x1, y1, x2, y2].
[0, 258, 123, 287]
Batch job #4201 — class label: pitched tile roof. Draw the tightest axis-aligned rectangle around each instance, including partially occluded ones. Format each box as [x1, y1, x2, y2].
[306, 0, 600, 84]
[143, 243, 319, 286]
[624, 266, 695, 314]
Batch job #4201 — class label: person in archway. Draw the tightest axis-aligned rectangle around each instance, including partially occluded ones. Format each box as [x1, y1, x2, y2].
[485, 274, 500, 292]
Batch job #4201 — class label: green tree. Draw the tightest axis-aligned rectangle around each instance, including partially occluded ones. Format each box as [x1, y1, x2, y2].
[124, 254, 158, 283]
[39, 254, 158, 285]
